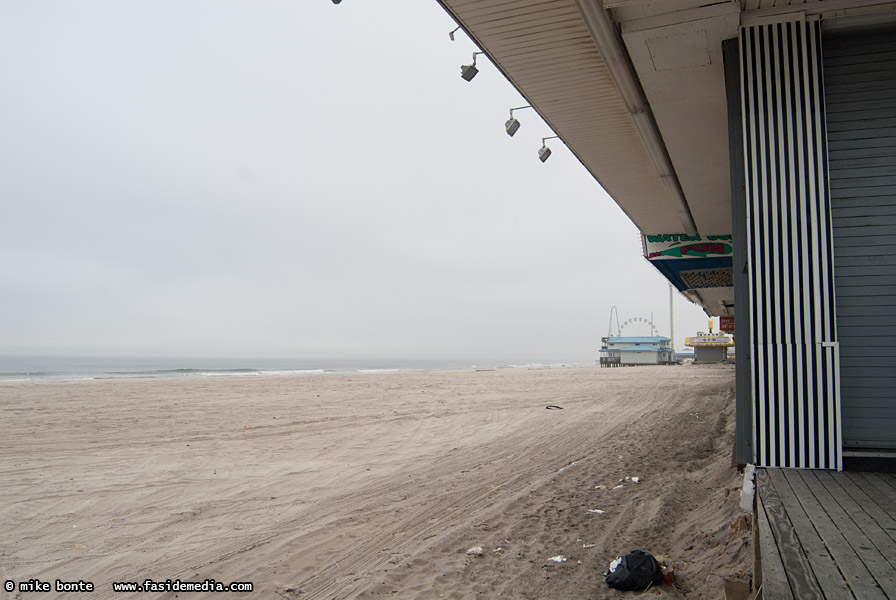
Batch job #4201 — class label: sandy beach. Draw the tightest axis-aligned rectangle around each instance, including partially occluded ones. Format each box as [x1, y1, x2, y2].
[0, 364, 750, 599]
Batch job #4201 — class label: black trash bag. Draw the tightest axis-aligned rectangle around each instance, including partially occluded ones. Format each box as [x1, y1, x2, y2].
[605, 550, 664, 591]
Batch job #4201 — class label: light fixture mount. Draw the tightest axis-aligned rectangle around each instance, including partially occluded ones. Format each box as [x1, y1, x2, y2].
[539, 135, 560, 162]
[505, 105, 533, 136]
[460, 51, 484, 81]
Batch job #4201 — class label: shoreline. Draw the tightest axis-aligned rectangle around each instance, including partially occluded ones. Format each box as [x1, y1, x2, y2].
[0, 356, 594, 384]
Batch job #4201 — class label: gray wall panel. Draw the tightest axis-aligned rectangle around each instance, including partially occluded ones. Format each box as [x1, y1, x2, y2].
[825, 28, 896, 450]
[723, 37, 753, 467]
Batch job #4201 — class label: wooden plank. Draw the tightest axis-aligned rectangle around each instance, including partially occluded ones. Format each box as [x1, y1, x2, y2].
[855, 473, 896, 523]
[841, 473, 896, 547]
[806, 471, 896, 598]
[875, 474, 896, 494]
[769, 469, 853, 600]
[758, 469, 830, 599]
[794, 471, 886, 600]
[757, 491, 794, 600]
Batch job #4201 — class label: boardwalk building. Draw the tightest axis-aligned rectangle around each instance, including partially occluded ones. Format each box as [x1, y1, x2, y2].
[599, 335, 674, 366]
[434, 0, 896, 471]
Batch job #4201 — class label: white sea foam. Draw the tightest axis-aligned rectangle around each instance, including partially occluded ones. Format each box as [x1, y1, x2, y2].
[197, 370, 261, 377]
[0, 357, 591, 382]
[261, 369, 326, 376]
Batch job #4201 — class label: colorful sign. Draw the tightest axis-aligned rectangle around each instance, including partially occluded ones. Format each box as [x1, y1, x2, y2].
[684, 333, 734, 347]
[719, 316, 734, 333]
[643, 234, 733, 260]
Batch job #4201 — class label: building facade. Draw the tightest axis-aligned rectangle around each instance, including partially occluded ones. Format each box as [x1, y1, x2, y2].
[434, 0, 896, 469]
[600, 336, 674, 366]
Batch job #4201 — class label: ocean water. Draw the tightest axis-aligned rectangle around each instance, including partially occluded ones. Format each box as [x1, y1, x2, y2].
[0, 356, 591, 382]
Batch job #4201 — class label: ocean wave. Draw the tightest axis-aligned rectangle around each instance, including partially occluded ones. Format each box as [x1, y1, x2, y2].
[0, 358, 590, 382]
[192, 370, 261, 377]
[158, 368, 260, 375]
[92, 368, 264, 379]
[260, 369, 326, 376]
[0, 371, 49, 379]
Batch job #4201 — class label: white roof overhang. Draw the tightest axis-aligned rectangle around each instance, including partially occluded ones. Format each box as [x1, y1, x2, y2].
[434, 0, 896, 316]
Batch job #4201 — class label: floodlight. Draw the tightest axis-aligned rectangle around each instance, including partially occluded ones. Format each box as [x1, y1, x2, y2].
[539, 136, 560, 162]
[504, 105, 533, 136]
[449, 26, 460, 41]
[460, 51, 484, 81]
[505, 117, 521, 136]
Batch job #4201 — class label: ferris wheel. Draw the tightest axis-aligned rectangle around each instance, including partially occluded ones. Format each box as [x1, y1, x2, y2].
[619, 315, 658, 337]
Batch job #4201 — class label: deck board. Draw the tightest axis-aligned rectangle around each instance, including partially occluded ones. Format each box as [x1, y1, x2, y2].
[814, 471, 896, 597]
[758, 469, 831, 598]
[855, 473, 896, 524]
[757, 468, 896, 600]
[834, 475, 896, 556]
[843, 472, 896, 547]
[768, 469, 854, 599]
[757, 492, 795, 600]
[877, 474, 896, 491]
[798, 471, 891, 599]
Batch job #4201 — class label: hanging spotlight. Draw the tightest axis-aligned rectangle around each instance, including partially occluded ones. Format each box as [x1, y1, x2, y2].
[539, 136, 560, 162]
[449, 26, 460, 41]
[331, 0, 342, 3]
[460, 51, 483, 81]
[504, 105, 533, 137]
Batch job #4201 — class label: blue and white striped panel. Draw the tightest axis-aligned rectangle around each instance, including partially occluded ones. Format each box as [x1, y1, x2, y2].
[740, 19, 842, 470]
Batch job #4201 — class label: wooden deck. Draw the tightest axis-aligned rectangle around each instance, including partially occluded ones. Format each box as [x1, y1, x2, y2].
[756, 468, 896, 599]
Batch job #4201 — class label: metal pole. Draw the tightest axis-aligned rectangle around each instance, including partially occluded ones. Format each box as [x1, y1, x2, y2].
[669, 283, 674, 351]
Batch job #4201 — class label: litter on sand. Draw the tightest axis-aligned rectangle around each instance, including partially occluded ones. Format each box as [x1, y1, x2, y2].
[605, 550, 665, 591]
[466, 546, 484, 556]
[587, 509, 606, 514]
[548, 555, 567, 563]
[613, 485, 624, 490]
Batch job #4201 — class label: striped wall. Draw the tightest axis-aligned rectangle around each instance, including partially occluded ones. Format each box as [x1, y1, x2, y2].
[740, 19, 842, 469]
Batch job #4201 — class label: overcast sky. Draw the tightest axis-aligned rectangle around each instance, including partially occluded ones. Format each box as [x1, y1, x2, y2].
[0, 0, 712, 359]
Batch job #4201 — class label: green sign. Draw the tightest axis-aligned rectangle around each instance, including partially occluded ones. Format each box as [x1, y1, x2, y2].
[643, 234, 732, 260]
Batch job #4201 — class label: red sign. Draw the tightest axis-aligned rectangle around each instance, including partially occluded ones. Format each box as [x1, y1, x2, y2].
[719, 316, 734, 333]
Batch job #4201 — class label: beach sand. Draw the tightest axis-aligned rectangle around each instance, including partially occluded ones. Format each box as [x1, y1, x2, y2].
[0, 364, 750, 599]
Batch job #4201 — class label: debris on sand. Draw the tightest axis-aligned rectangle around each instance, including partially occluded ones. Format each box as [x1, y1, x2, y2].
[548, 555, 567, 563]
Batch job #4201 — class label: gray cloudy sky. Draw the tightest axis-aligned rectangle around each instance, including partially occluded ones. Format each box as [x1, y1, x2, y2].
[0, 0, 711, 359]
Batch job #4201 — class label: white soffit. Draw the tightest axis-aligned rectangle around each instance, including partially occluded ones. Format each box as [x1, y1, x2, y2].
[437, 0, 896, 239]
[437, 0, 687, 234]
[614, 1, 741, 234]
